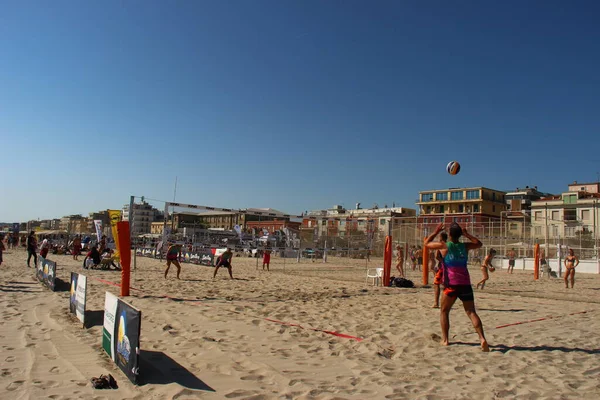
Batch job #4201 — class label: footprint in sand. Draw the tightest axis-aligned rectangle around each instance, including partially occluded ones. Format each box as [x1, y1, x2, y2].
[6, 380, 24, 391]
[5, 356, 16, 363]
[1, 369, 12, 377]
[49, 366, 60, 374]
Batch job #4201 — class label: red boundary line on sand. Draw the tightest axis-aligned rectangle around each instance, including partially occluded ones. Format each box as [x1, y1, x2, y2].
[494, 310, 590, 330]
[90, 277, 364, 342]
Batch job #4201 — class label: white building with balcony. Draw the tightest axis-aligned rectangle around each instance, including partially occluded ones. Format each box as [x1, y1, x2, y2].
[122, 201, 164, 235]
[530, 191, 600, 240]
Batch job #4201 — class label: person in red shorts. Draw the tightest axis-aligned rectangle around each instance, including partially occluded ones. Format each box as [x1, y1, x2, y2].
[262, 248, 271, 271]
[430, 232, 447, 308]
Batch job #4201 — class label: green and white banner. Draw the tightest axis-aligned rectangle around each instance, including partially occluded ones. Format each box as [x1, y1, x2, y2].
[102, 292, 141, 384]
[69, 272, 87, 326]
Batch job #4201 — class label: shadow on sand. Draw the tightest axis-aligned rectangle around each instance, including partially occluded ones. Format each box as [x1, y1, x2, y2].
[139, 350, 215, 391]
[454, 341, 600, 355]
[53, 278, 71, 292]
[84, 310, 105, 329]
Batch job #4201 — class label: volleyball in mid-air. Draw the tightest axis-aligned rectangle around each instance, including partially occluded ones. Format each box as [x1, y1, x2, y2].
[446, 161, 461, 175]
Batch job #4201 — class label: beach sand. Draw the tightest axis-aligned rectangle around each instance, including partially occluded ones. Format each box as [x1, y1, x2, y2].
[1, 248, 599, 399]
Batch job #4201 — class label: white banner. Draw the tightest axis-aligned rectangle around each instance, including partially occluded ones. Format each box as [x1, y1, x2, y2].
[94, 220, 103, 242]
[70, 273, 87, 325]
[102, 292, 118, 361]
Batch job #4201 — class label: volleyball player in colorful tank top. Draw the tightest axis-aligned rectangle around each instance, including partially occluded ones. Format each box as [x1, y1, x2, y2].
[425, 222, 489, 352]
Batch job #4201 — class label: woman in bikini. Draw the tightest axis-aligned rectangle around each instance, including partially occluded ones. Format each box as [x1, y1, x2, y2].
[476, 249, 496, 290]
[563, 248, 579, 288]
[395, 245, 405, 277]
[164, 242, 182, 279]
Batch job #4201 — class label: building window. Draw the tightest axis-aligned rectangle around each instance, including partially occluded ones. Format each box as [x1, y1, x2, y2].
[380, 219, 386, 225]
[492, 193, 496, 201]
[563, 194, 577, 204]
[427, 207, 432, 213]
[439, 205, 445, 213]
[466, 190, 480, 200]
[565, 226, 576, 237]
[564, 209, 577, 221]
[534, 226, 542, 236]
[423, 218, 428, 224]
[358, 220, 365, 226]
[473, 204, 480, 212]
[458, 204, 464, 213]
[421, 193, 433, 202]
[451, 191, 463, 200]
[552, 225, 558, 236]
[509, 223, 518, 230]
[322, 220, 326, 226]
[340, 220, 345, 226]
[582, 210, 590, 221]
[493, 205, 496, 212]
[534, 211, 542, 221]
[437, 192, 448, 201]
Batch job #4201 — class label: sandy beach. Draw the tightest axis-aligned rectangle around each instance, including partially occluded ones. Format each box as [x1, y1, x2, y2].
[1, 248, 600, 399]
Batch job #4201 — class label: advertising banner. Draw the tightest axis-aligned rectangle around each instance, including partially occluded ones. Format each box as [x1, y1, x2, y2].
[94, 220, 103, 243]
[102, 292, 141, 384]
[36, 256, 56, 291]
[108, 210, 122, 259]
[70, 272, 87, 326]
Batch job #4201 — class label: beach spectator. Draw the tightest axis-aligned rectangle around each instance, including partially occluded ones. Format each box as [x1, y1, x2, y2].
[506, 248, 516, 274]
[395, 245, 404, 277]
[213, 248, 234, 279]
[84, 245, 102, 269]
[409, 246, 417, 271]
[431, 232, 447, 308]
[99, 235, 107, 253]
[564, 249, 579, 288]
[262, 248, 271, 271]
[26, 231, 38, 268]
[476, 249, 496, 290]
[72, 235, 82, 260]
[540, 249, 548, 276]
[425, 222, 489, 352]
[416, 246, 423, 271]
[40, 236, 51, 258]
[164, 243, 182, 279]
[0, 235, 5, 266]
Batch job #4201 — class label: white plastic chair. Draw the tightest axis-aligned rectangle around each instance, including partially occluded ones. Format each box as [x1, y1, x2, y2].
[366, 267, 384, 286]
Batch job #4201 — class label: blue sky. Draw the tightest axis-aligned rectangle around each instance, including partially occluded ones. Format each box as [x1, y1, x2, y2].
[1, 1, 599, 222]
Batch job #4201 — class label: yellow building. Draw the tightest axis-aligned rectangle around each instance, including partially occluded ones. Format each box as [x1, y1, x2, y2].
[417, 187, 507, 224]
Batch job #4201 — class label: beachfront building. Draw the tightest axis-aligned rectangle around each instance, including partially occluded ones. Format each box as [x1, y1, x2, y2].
[301, 204, 417, 237]
[122, 201, 164, 235]
[87, 211, 110, 234]
[503, 186, 549, 238]
[151, 222, 164, 235]
[530, 185, 600, 241]
[170, 208, 292, 232]
[416, 187, 507, 237]
[245, 219, 301, 235]
[58, 215, 91, 234]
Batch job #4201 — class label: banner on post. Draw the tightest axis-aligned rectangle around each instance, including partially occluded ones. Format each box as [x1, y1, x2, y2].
[108, 210, 122, 259]
[102, 292, 141, 384]
[36, 256, 56, 291]
[94, 220, 103, 242]
[70, 272, 87, 326]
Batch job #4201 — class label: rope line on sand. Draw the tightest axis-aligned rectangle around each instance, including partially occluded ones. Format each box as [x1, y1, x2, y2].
[493, 310, 590, 330]
[90, 277, 364, 342]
